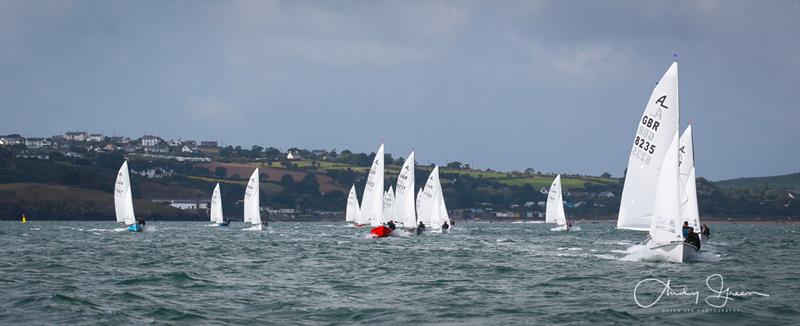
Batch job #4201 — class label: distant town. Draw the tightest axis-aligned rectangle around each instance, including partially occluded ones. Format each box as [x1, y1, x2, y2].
[0, 131, 797, 221]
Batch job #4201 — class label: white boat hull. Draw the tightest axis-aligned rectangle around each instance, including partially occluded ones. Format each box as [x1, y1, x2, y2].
[647, 240, 699, 263]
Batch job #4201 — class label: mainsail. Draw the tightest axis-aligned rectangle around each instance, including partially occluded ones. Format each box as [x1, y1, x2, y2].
[545, 174, 566, 226]
[417, 166, 439, 227]
[395, 151, 416, 228]
[618, 62, 680, 231]
[361, 144, 385, 227]
[383, 186, 396, 223]
[244, 168, 261, 225]
[210, 183, 224, 223]
[345, 185, 361, 223]
[114, 161, 136, 226]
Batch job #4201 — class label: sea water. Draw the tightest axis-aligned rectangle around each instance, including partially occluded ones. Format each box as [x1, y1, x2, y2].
[1, 221, 797, 325]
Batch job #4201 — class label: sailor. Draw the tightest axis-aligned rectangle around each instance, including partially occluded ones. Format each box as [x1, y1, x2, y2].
[701, 224, 710, 237]
[417, 221, 426, 235]
[681, 221, 691, 238]
[449, 218, 455, 226]
[442, 221, 450, 231]
[386, 220, 396, 230]
[567, 220, 573, 228]
[685, 228, 701, 250]
[262, 219, 269, 227]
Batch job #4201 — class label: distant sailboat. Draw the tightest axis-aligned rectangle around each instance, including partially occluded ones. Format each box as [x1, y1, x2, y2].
[545, 174, 569, 231]
[210, 183, 228, 227]
[345, 185, 362, 224]
[419, 166, 450, 233]
[395, 151, 417, 230]
[360, 143, 385, 228]
[115, 161, 142, 232]
[243, 168, 264, 231]
[617, 61, 697, 262]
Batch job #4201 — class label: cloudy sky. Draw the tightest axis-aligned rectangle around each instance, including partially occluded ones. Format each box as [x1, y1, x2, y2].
[1, 1, 798, 180]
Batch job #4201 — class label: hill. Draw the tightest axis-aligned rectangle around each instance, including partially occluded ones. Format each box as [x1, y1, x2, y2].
[715, 173, 800, 191]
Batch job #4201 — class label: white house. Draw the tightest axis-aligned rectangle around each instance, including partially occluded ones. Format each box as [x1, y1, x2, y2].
[65, 131, 88, 141]
[24, 138, 51, 148]
[181, 145, 193, 153]
[167, 139, 182, 147]
[141, 135, 161, 147]
[0, 135, 23, 145]
[287, 151, 301, 160]
[88, 134, 105, 142]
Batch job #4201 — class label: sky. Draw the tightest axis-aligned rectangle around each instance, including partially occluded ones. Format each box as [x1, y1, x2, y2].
[1, 1, 798, 181]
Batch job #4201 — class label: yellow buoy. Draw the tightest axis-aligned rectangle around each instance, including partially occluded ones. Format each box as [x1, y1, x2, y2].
[21, 215, 27, 223]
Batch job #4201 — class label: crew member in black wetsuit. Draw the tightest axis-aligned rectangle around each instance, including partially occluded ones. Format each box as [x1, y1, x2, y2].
[417, 221, 426, 235]
[442, 221, 450, 232]
[387, 220, 396, 230]
[701, 224, 710, 237]
[685, 228, 701, 250]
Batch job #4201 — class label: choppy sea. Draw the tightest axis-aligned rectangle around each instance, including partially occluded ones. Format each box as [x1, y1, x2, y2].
[1, 221, 797, 325]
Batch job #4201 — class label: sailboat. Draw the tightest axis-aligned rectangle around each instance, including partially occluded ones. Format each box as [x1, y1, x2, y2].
[419, 166, 450, 233]
[209, 183, 228, 227]
[679, 125, 704, 244]
[243, 168, 264, 231]
[115, 161, 142, 232]
[345, 185, 362, 224]
[383, 186, 396, 224]
[361, 144, 387, 234]
[395, 151, 417, 230]
[617, 61, 697, 263]
[545, 174, 569, 231]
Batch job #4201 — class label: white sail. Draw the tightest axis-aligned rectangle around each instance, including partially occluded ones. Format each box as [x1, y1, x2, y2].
[210, 183, 224, 223]
[418, 166, 439, 227]
[345, 185, 361, 223]
[395, 151, 416, 228]
[618, 62, 680, 231]
[383, 186, 396, 223]
[545, 175, 567, 226]
[679, 125, 700, 231]
[650, 133, 683, 244]
[436, 178, 449, 228]
[244, 168, 261, 225]
[361, 144, 385, 226]
[114, 161, 136, 225]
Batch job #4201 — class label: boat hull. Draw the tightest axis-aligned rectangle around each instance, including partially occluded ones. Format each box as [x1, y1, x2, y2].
[127, 224, 143, 232]
[648, 240, 698, 263]
[370, 226, 393, 238]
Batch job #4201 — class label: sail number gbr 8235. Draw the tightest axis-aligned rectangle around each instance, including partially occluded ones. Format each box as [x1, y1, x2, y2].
[631, 115, 660, 165]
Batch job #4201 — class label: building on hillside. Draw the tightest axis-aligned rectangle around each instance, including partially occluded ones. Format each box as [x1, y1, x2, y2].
[64, 131, 88, 141]
[200, 141, 218, 148]
[287, 151, 301, 160]
[152, 199, 209, 211]
[103, 144, 117, 151]
[0, 135, 24, 145]
[24, 138, 51, 148]
[181, 145, 193, 153]
[144, 146, 169, 154]
[540, 187, 549, 195]
[141, 135, 162, 147]
[88, 134, 105, 142]
[167, 139, 182, 147]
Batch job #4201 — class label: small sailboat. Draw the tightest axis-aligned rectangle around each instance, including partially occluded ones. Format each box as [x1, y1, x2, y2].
[617, 60, 697, 263]
[419, 166, 450, 234]
[210, 183, 228, 227]
[115, 161, 142, 232]
[243, 168, 264, 231]
[545, 174, 570, 231]
[345, 185, 362, 224]
[395, 151, 417, 231]
[360, 143, 392, 237]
